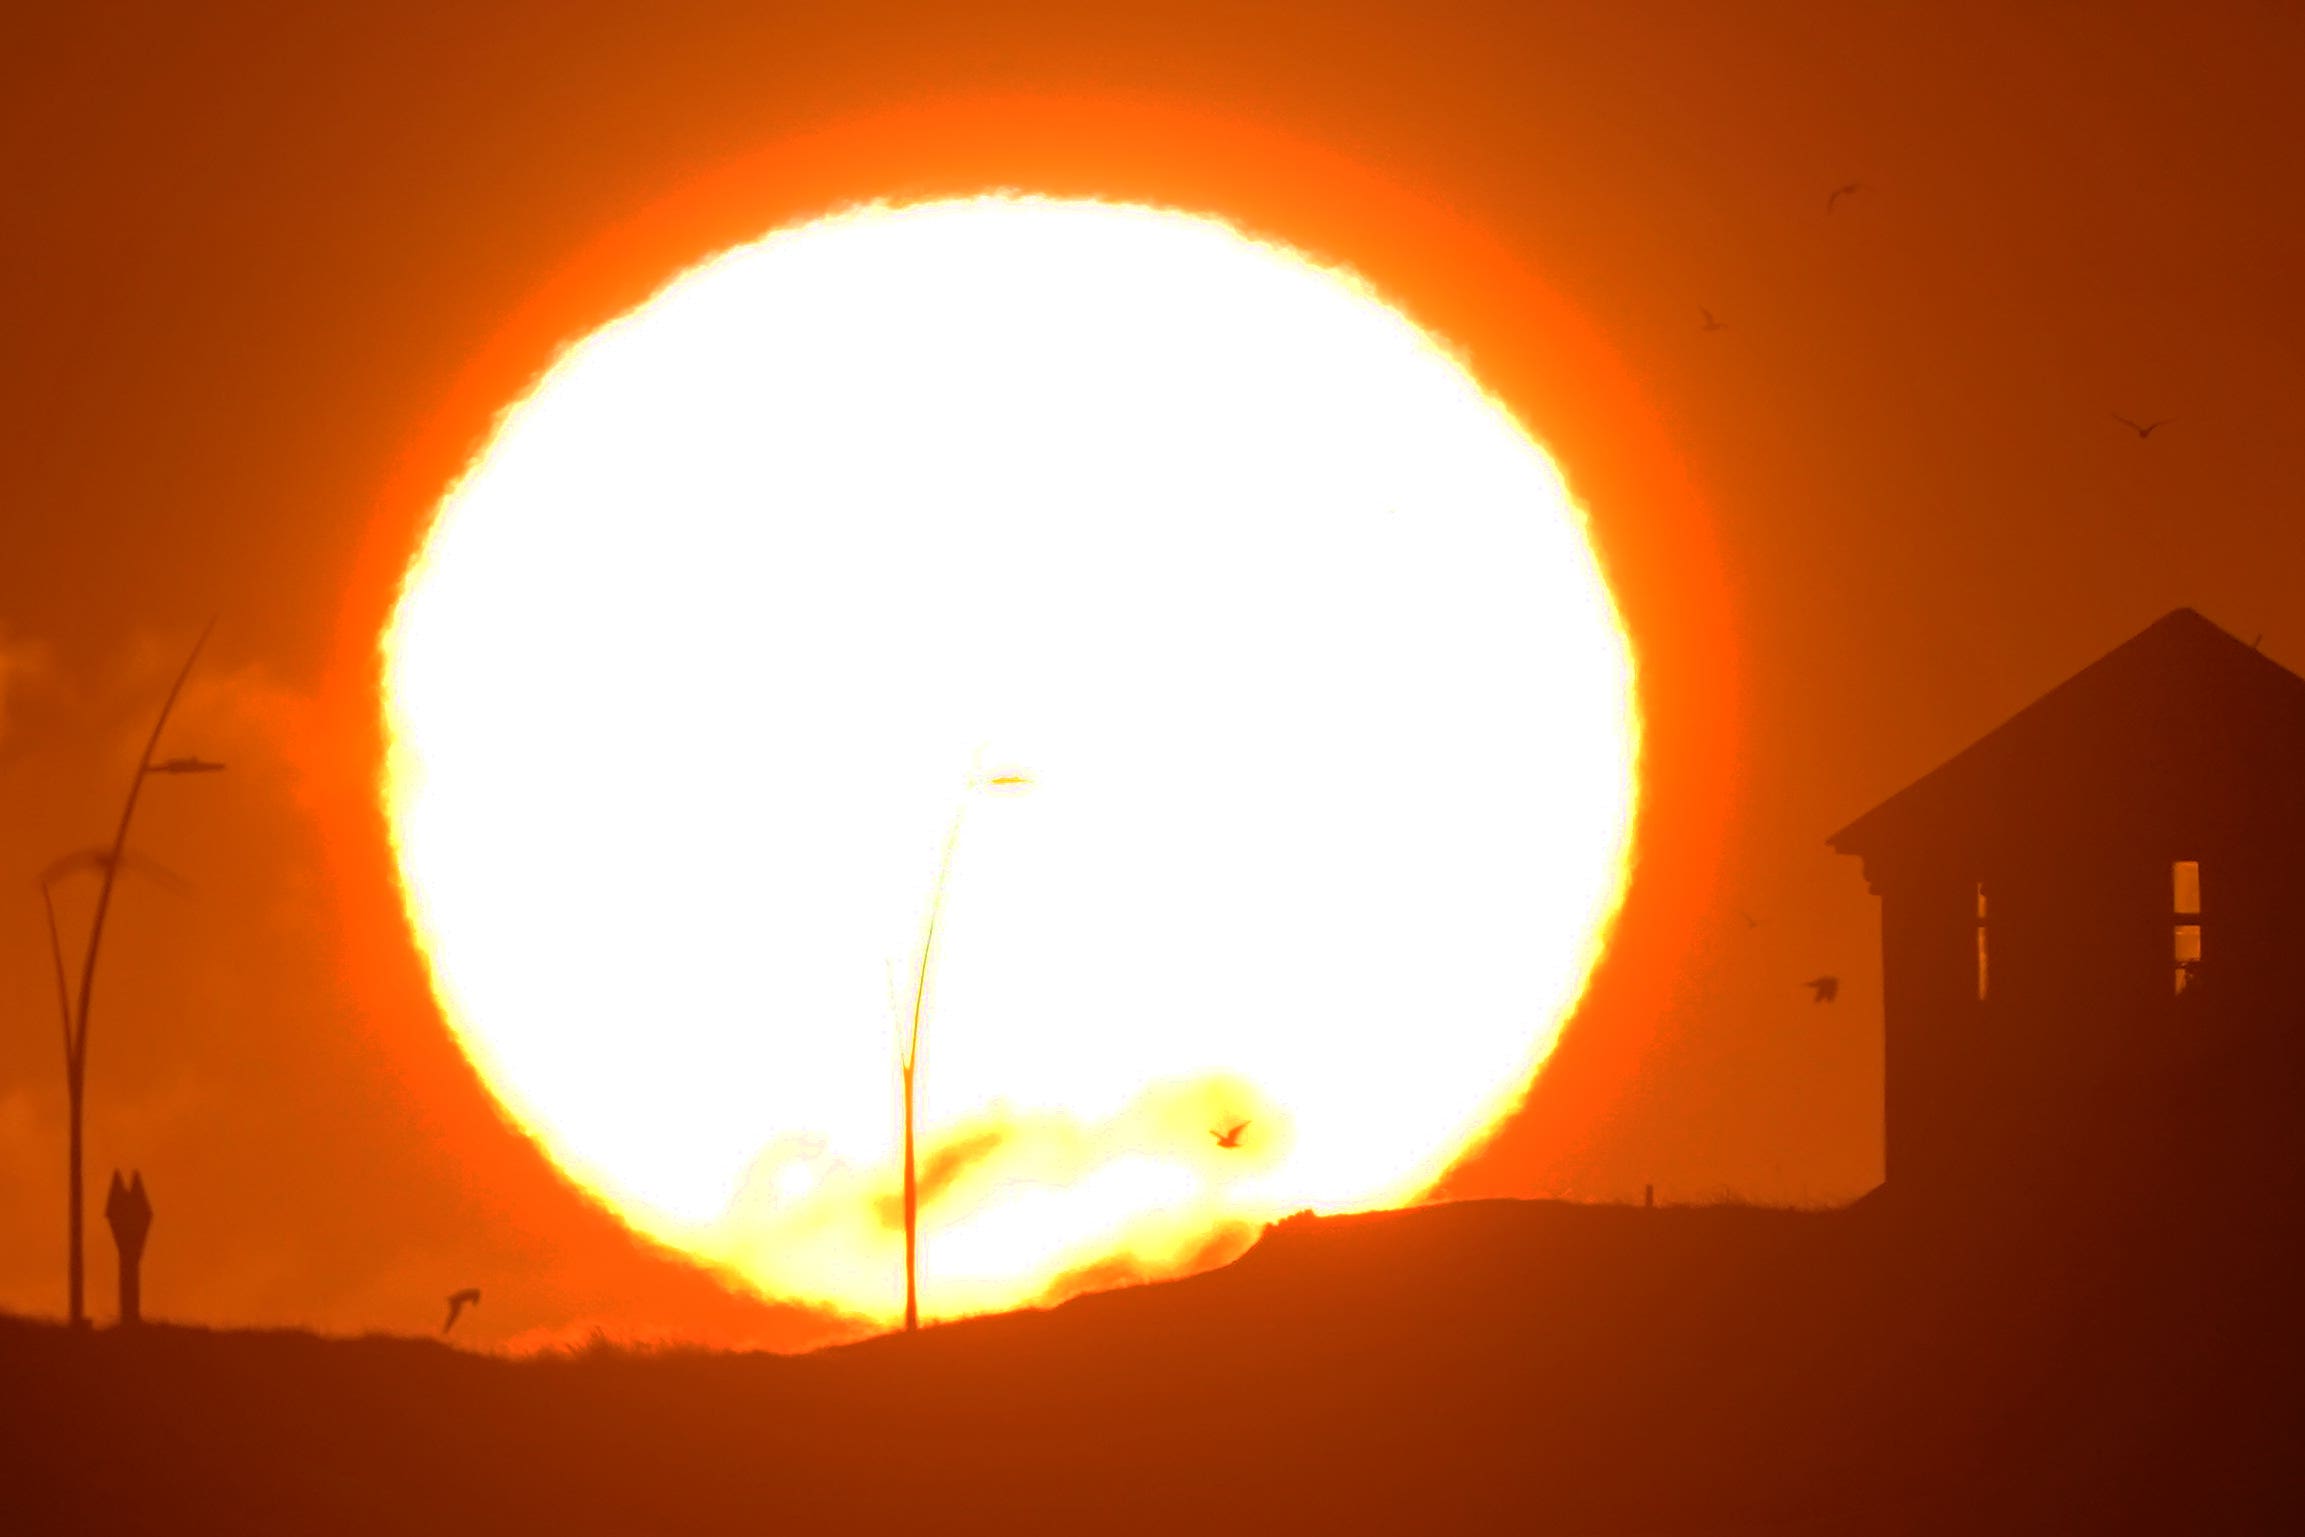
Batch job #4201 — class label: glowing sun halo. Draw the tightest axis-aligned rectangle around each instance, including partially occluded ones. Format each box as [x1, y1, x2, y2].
[383, 195, 1638, 1324]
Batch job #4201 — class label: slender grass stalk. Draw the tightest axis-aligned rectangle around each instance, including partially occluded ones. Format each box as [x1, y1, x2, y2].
[901, 809, 965, 1334]
[51, 625, 215, 1327]
[898, 768, 1029, 1334]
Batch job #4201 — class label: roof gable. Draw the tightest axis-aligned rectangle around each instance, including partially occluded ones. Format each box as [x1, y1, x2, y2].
[1828, 610, 2305, 862]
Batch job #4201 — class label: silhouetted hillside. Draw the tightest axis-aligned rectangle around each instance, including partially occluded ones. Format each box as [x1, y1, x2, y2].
[6, 1149, 2300, 1535]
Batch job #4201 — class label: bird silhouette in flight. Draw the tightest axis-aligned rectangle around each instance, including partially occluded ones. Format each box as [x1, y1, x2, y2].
[1739, 908, 1763, 929]
[442, 1287, 481, 1334]
[1826, 182, 1865, 213]
[1211, 1122, 1250, 1149]
[1700, 306, 1727, 332]
[2112, 414, 2172, 439]
[1804, 976, 1841, 1004]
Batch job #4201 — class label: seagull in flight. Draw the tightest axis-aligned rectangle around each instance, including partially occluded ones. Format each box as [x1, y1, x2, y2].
[1210, 1122, 1250, 1149]
[1804, 976, 1841, 1004]
[442, 1287, 481, 1334]
[1699, 306, 1727, 332]
[1826, 182, 1865, 213]
[2112, 414, 2172, 439]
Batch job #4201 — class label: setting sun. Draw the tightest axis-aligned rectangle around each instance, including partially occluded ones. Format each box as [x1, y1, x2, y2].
[381, 195, 1637, 1323]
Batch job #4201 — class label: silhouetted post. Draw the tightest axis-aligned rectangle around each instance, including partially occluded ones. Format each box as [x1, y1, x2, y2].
[104, 1170, 152, 1326]
[898, 829, 954, 1337]
[1645, 1183, 1654, 1209]
[43, 626, 221, 1328]
[900, 769, 1032, 1334]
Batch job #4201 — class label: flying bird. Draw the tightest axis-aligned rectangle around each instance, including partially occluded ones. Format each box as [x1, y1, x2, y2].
[1739, 908, 1763, 930]
[1826, 182, 1865, 213]
[442, 1287, 481, 1334]
[146, 755, 227, 775]
[1700, 306, 1727, 332]
[2111, 414, 2172, 439]
[1804, 976, 1841, 1004]
[1211, 1122, 1250, 1149]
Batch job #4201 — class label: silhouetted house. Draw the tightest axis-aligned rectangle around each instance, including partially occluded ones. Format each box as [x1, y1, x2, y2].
[1829, 610, 2305, 1201]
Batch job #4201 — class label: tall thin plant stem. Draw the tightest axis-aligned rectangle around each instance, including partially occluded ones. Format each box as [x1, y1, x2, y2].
[58, 625, 212, 1327]
[901, 806, 966, 1335]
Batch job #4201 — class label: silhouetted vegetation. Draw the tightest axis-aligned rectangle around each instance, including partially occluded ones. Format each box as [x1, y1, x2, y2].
[39, 627, 224, 1328]
[6, 1119, 2298, 1536]
[13, 618, 2300, 1530]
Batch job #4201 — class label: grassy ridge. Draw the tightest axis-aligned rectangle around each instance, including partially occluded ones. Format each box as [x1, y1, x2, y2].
[5, 1183, 2296, 1534]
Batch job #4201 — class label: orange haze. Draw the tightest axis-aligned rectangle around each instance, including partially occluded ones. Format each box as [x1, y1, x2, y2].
[3, 1, 2298, 1349]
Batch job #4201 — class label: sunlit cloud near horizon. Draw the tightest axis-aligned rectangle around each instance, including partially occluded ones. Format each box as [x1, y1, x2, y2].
[383, 195, 1638, 1323]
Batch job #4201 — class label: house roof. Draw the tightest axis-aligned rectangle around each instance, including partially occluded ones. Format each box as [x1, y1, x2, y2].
[1828, 609, 2305, 864]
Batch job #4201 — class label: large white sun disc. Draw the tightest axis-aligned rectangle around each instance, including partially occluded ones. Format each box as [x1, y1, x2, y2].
[384, 195, 1637, 1321]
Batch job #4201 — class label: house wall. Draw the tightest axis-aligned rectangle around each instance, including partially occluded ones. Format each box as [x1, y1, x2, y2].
[2185, 839, 2305, 1011]
[1876, 864, 1973, 1191]
[1877, 833, 2305, 1203]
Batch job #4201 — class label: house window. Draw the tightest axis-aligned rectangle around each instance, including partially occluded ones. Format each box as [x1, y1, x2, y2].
[1974, 880, 1989, 1002]
[2173, 860, 2202, 995]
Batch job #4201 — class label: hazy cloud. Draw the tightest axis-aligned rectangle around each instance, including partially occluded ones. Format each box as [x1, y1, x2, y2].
[0, 626, 51, 747]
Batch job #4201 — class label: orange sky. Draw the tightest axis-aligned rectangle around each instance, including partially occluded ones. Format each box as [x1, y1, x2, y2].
[3, 1, 2301, 1351]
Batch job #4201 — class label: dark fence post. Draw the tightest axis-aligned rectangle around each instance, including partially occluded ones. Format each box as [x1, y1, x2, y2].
[104, 1170, 152, 1327]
